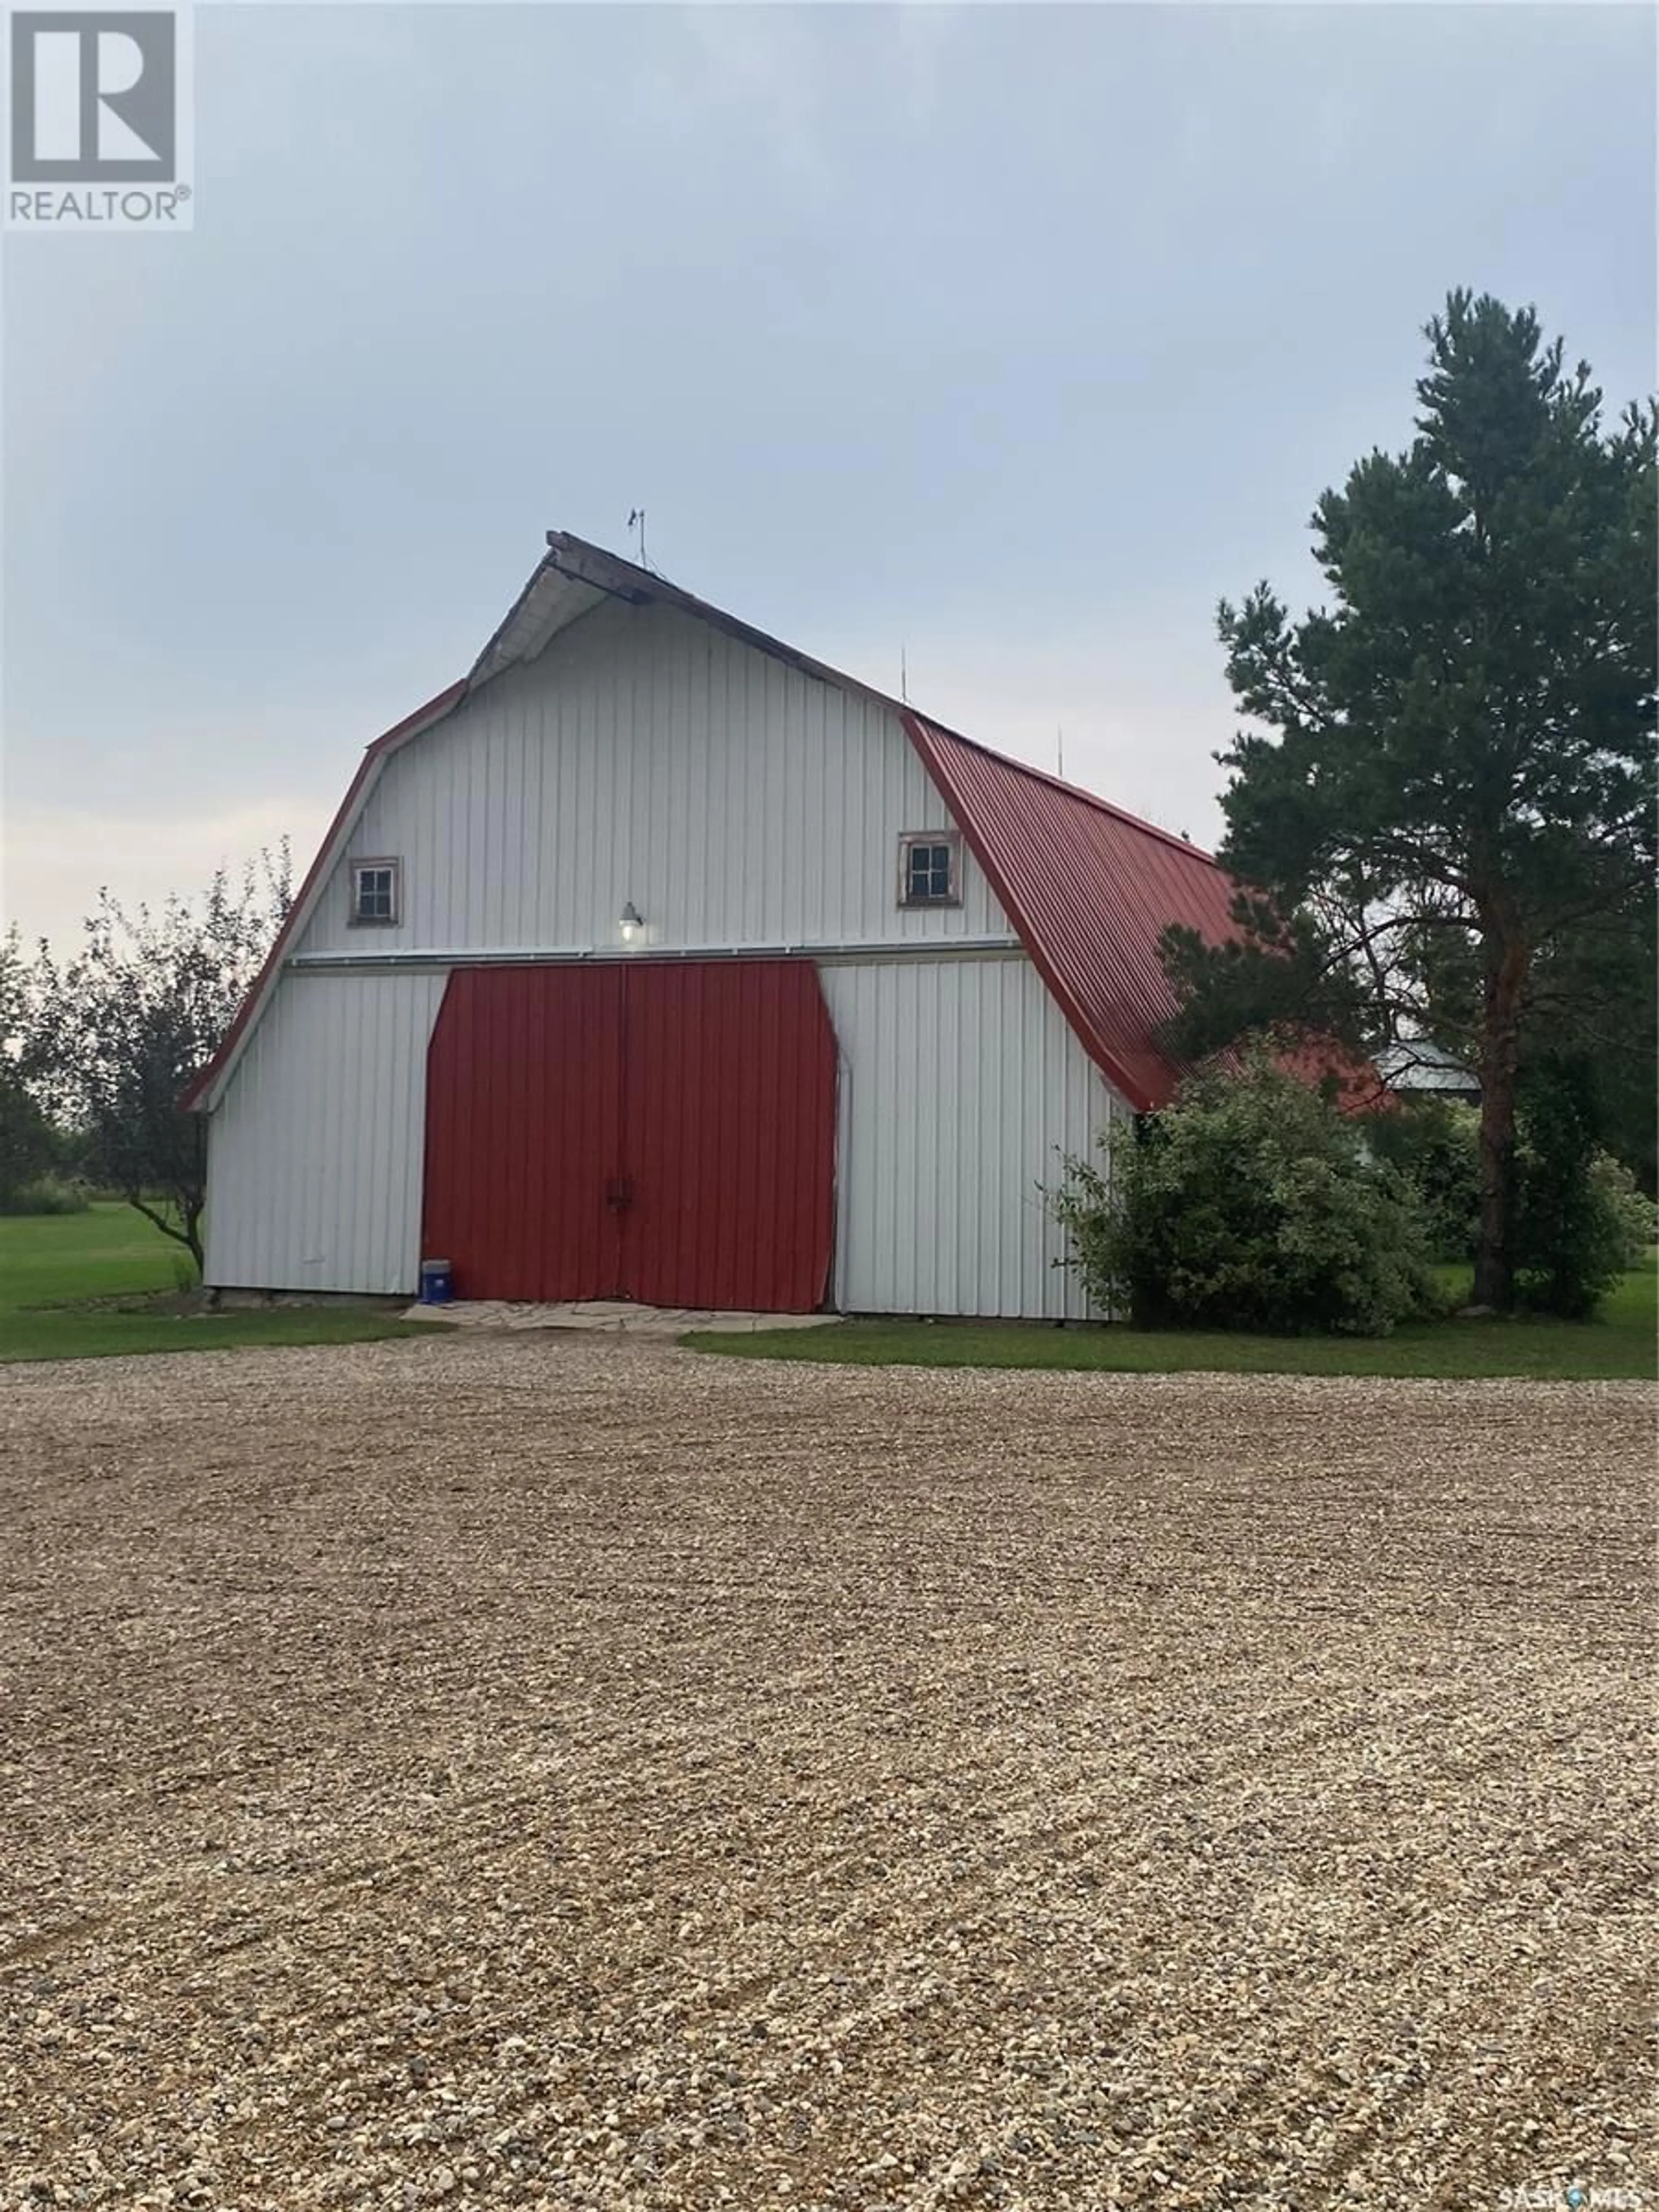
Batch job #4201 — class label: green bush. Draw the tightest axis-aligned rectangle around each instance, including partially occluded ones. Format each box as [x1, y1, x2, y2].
[1512, 1058, 1635, 1318]
[1590, 1153, 1659, 1268]
[0, 1174, 91, 1217]
[1049, 1056, 1440, 1336]
[1364, 1096, 1482, 1263]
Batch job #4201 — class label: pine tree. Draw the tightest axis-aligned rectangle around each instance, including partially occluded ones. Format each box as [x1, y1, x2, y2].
[1167, 292, 1656, 1309]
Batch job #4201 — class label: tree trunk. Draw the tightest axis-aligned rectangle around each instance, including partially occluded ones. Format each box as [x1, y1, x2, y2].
[125, 1191, 203, 1275]
[1471, 925, 1529, 1309]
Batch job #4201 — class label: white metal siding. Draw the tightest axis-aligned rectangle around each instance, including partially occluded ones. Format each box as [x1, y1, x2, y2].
[207, 953, 1119, 1313]
[208, 604, 1122, 1307]
[821, 954, 1124, 1319]
[204, 971, 446, 1294]
[294, 601, 1011, 961]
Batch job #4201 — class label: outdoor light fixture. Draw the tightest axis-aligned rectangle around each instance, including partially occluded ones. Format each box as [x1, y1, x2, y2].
[619, 901, 645, 945]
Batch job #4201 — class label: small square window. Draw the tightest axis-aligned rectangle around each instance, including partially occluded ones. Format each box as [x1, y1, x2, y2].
[899, 833, 960, 908]
[350, 859, 400, 926]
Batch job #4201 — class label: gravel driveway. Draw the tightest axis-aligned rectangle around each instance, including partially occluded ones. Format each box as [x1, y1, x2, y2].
[1, 1337, 1652, 2211]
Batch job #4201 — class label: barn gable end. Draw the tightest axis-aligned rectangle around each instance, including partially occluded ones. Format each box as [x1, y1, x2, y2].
[194, 529, 1243, 1315]
[289, 596, 1016, 968]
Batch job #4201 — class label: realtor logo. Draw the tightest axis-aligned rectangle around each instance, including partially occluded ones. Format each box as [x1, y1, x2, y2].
[7, 7, 193, 228]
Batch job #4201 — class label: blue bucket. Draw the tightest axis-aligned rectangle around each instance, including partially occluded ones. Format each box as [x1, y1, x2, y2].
[419, 1258, 454, 1305]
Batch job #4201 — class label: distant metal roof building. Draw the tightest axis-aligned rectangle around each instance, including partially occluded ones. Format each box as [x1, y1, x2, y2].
[1375, 1039, 1481, 1099]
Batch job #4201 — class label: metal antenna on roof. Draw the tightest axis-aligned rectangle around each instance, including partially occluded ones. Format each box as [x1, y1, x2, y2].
[627, 507, 648, 569]
[1057, 727, 1065, 779]
[900, 644, 908, 704]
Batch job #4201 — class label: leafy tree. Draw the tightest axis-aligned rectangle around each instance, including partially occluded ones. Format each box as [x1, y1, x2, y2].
[0, 929, 56, 1206]
[1364, 1095, 1483, 1265]
[1164, 292, 1656, 1310]
[22, 850, 291, 1269]
[1049, 1054, 1438, 1337]
[1527, 898, 1657, 1198]
[1364, 1075, 1648, 1311]
[1512, 1053, 1635, 1318]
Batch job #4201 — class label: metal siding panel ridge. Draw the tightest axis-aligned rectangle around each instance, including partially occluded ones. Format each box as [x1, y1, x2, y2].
[818, 954, 1115, 1319]
[202, 972, 444, 1293]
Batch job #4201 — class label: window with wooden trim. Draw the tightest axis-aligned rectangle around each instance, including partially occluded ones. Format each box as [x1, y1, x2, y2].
[898, 831, 961, 908]
[350, 858, 400, 926]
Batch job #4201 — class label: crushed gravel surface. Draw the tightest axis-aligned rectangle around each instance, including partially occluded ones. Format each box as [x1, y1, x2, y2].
[0, 1336, 1652, 2212]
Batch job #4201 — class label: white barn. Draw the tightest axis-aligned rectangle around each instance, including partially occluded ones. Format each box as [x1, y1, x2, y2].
[186, 533, 1235, 1318]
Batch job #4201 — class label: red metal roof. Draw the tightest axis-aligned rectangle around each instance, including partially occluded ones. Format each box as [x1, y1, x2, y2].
[904, 713, 1241, 1112]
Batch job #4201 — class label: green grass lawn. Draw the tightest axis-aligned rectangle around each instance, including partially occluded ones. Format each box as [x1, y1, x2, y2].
[0, 1205, 426, 1366]
[688, 1255, 1658, 1381]
[9, 1207, 1651, 1381]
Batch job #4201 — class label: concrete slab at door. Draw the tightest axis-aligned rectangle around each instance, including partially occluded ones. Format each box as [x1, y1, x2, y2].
[422, 966, 624, 1301]
[621, 960, 837, 1313]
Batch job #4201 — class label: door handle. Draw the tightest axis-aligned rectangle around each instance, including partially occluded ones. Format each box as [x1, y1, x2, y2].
[604, 1176, 634, 1212]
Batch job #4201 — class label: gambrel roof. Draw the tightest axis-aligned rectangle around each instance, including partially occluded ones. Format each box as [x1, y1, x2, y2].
[905, 716, 1238, 1115]
[185, 532, 1239, 1114]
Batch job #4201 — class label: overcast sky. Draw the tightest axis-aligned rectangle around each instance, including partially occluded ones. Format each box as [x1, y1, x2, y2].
[3, 2, 1653, 950]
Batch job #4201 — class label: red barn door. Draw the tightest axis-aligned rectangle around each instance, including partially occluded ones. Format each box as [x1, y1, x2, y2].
[422, 960, 836, 1311]
[422, 966, 625, 1303]
[620, 960, 838, 1311]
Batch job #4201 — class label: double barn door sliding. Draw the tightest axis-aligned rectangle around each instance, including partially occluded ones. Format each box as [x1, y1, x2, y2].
[422, 959, 837, 1313]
